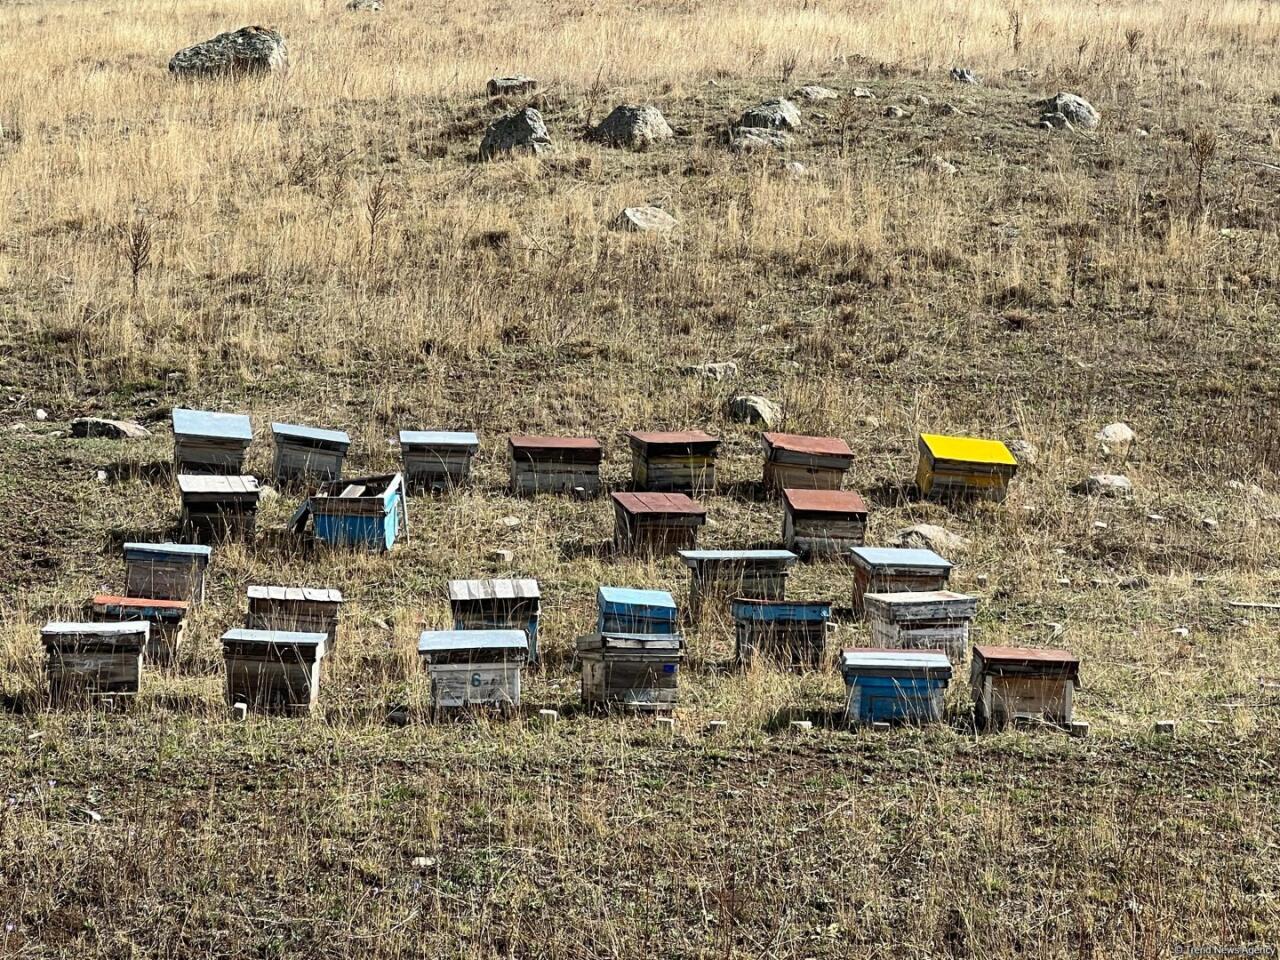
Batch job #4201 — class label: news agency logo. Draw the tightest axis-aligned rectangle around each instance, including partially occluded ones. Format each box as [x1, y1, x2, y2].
[1172, 945, 1276, 958]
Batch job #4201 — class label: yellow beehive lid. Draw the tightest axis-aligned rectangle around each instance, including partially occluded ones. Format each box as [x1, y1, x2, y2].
[919, 434, 1017, 467]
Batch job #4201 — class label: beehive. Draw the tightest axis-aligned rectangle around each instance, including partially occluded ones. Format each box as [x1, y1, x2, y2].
[417, 629, 528, 711]
[246, 586, 344, 649]
[509, 435, 603, 496]
[91, 594, 188, 665]
[916, 434, 1018, 500]
[732, 599, 831, 669]
[123, 542, 212, 604]
[863, 590, 977, 663]
[448, 579, 541, 663]
[611, 492, 706, 555]
[597, 586, 678, 636]
[172, 408, 253, 474]
[760, 432, 853, 493]
[839, 648, 953, 726]
[849, 547, 952, 612]
[399, 430, 480, 492]
[41, 621, 149, 704]
[626, 430, 720, 495]
[293, 473, 407, 551]
[577, 632, 683, 712]
[970, 645, 1081, 730]
[220, 628, 327, 715]
[678, 549, 798, 618]
[177, 474, 261, 542]
[781, 488, 869, 559]
[271, 422, 350, 485]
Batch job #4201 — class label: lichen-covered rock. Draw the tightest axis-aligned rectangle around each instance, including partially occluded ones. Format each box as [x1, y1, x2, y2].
[591, 104, 674, 149]
[486, 75, 538, 98]
[1036, 92, 1099, 129]
[729, 128, 793, 152]
[615, 206, 678, 233]
[727, 395, 781, 427]
[793, 85, 838, 102]
[479, 108, 551, 160]
[1078, 474, 1132, 497]
[739, 98, 801, 131]
[70, 417, 150, 440]
[169, 26, 287, 79]
[347, 0, 383, 9]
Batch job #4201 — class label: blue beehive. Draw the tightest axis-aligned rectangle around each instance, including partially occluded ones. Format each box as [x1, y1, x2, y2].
[292, 473, 407, 551]
[731, 599, 831, 668]
[839, 648, 953, 725]
[597, 587, 678, 635]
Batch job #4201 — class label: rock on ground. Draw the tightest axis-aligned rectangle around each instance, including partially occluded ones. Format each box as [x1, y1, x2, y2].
[615, 206, 678, 233]
[169, 26, 287, 79]
[683, 361, 737, 380]
[727, 395, 781, 427]
[1036, 92, 1099, 129]
[479, 108, 551, 160]
[950, 67, 980, 84]
[852, 87, 876, 99]
[919, 155, 957, 176]
[70, 417, 150, 440]
[486, 76, 538, 98]
[346, 0, 382, 9]
[793, 85, 838, 102]
[890, 524, 970, 555]
[1078, 474, 1132, 497]
[729, 129, 793, 152]
[739, 99, 801, 131]
[591, 105, 673, 149]
[884, 105, 906, 119]
[1006, 439, 1038, 468]
[1096, 422, 1136, 445]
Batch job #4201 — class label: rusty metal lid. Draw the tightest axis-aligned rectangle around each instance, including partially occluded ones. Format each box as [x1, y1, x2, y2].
[782, 488, 869, 514]
[509, 435, 602, 452]
[762, 432, 853, 457]
[626, 430, 720, 448]
[611, 492, 707, 516]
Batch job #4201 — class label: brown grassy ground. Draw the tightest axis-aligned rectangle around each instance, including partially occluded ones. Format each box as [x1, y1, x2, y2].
[2, 0, 1280, 957]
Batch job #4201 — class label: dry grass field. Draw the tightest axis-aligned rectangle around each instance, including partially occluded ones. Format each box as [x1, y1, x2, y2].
[2, 0, 1280, 956]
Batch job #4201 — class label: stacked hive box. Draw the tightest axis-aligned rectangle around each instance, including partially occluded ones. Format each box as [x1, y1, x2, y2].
[731, 599, 831, 669]
[417, 629, 528, 712]
[509, 436, 603, 496]
[782, 489, 869, 559]
[41, 621, 149, 704]
[294, 473, 407, 551]
[971, 645, 1081, 730]
[579, 587, 684, 711]
[678, 549, 798, 618]
[849, 547, 952, 612]
[611, 492, 706, 555]
[178, 474, 261, 542]
[863, 590, 977, 663]
[221, 628, 327, 715]
[271, 422, 350, 485]
[597, 587, 677, 635]
[626, 430, 719, 495]
[91, 595, 188, 665]
[839, 648, 953, 726]
[123, 542, 212, 603]
[916, 434, 1018, 500]
[448, 579, 542, 664]
[246, 586, 344, 649]
[172, 408, 253, 474]
[761, 433, 853, 493]
[399, 431, 480, 492]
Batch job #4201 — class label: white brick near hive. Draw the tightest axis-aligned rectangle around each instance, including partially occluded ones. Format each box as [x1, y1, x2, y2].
[862, 590, 977, 663]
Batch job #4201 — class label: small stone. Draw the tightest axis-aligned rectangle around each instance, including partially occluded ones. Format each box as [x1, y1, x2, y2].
[489, 549, 514, 563]
[486, 75, 537, 98]
[169, 26, 287, 79]
[706, 720, 728, 734]
[889, 523, 969, 555]
[1147, 514, 1165, 523]
[95, 470, 108, 484]
[683, 361, 737, 380]
[726, 395, 781, 427]
[884, 105, 906, 119]
[1154, 720, 1176, 736]
[1039, 112, 1073, 131]
[1135, 128, 1150, 138]
[1118, 576, 1149, 590]
[1055, 578, 1071, 587]
[1201, 518, 1219, 530]
[729, 128, 793, 152]
[479, 108, 551, 160]
[1005, 439, 1038, 468]
[411, 856, 436, 870]
[591, 104, 674, 149]
[782, 160, 808, 178]
[498, 516, 522, 529]
[232, 702, 248, 722]
[346, 0, 382, 8]
[1172, 627, 1190, 639]
[919, 155, 956, 176]
[950, 67, 980, 84]
[938, 102, 962, 116]
[790, 720, 813, 732]
[907, 94, 930, 107]
[1096, 422, 1136, 446]
[1069, 721, 1090, 739]
[1035, 92, 1100, 130]
[537, 709, 559, 725]
[739, 98, 802, 131]
[1093, 521, 1109, 530]
[870, 721, 891, 733]
[852, 87, 875, 99]
[615, 206, 678, 233]
[655, 717, 675, 733]
[35, 409, 47, 421]
[70, 417, 150, 440]
[1078, 474, 1132, 497]
[793, 85, 838, 102]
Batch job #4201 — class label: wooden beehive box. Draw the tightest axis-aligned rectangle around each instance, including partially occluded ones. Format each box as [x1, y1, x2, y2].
[731, 599, 831, 669]
[782, 488, 869, 559]
[41, 621, 149, 704]
[863, 590, 977, 663]
[91, 594, 188, 665]
[678, 549, 798, 618]
[760, 432, 853, 494]
[508, 435, 603, 497]
[577, 632, 683, 713]
[597, 586, 678, 636]
[916, 434, 1018, 501]
[970, 645, 1081, 730]
[177, 474, 261, 542]
[840, 648, 953, 726]
[123, 542, 212, 604]
[849, 547, 952, 612]
[399, 430, 480, 492]
[626, 430, 720, 496]
[271, 422, 350, 485]
[448, 579, 541, 663]
[172, 408, 253, 474]
[293, 473, 407, 551]
[221, 628, 327, 715]
[417, 629, 528, 712]
[246, 586, 344, 649]
[611, 492, 706, 555]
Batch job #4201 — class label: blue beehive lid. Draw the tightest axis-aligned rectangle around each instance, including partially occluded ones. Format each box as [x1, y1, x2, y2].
[123, 542, 213, 561]
[840, 648, 952, 681]
[678, 549, 798, 566]
[272, 422, 351, 447]
[597, 587, 677, 617]
[849, 547, 952, 571]
[172, 408, 253, 441]
[222, 628, 327, 649]
[730, 599, 831, 622]
[417, 629, 528, 654]
[399, 430, 480, 449]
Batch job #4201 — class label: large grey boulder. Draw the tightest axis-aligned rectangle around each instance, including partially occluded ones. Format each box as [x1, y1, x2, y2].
[793, 85, 838, 102]
[70, 417, 150, 440]
[739, 99, 801, 131]
[615, 206, 678, 233]
[727, 395, 781, 427]
[479, 108, 551, 160]
[591, 105, 674, 149]
[486, 76, 538, 98]
[169, 26, 287, 79]
[1036, 93, 1099, 129]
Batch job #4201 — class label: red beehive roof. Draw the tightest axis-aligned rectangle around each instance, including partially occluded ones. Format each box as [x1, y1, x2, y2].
[974, 645, 1078, 666]
[509, 435, 602, 452]
[92, 594, 191, 612]
[626, 430, 720, 447]
[782, 488, 869, 515]
[611, 492, 707, 516]
[762, 432, 853, 457]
